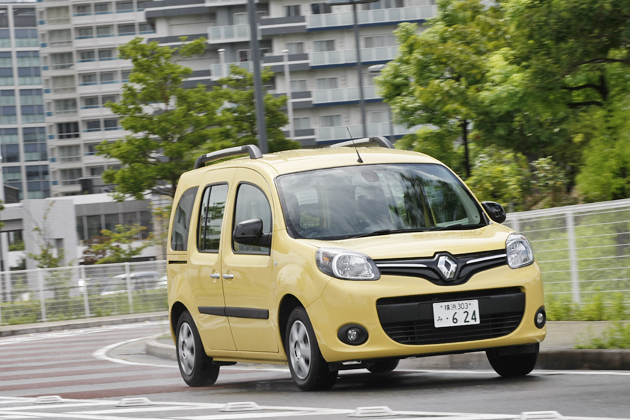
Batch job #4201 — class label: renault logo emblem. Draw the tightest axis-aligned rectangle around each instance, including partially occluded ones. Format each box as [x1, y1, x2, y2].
[437, 255, 458, 280]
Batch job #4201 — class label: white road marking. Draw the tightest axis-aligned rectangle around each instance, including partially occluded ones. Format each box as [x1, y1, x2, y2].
[92, 334, 178, 369]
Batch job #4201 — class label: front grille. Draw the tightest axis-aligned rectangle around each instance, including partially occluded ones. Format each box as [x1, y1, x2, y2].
[377, 287, 525, 345]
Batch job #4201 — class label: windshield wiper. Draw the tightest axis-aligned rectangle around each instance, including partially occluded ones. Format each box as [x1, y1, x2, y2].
[428, 223, 486, 231]
[349, 228, 430, 239]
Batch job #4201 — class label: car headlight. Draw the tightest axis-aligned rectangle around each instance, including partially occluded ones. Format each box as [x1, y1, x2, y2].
[316, 247, 380, 281]
[506, 233, 534, 268]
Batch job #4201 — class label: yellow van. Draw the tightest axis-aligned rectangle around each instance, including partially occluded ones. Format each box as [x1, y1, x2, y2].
[167, 137, 545, 391]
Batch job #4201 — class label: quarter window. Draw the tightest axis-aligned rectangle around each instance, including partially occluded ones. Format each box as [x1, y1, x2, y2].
[197, 184, 228, 252]
[233, 184, 271, 254]
[171, 187, 198, 251]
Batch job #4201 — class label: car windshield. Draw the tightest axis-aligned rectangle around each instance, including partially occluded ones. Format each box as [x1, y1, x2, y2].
[276, 163, 486, 240]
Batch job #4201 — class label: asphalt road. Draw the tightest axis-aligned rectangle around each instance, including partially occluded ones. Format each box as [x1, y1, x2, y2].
[1, 321, 629, 420]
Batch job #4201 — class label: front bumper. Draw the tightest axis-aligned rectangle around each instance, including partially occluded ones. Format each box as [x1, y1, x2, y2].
[307, 263, 546, 363]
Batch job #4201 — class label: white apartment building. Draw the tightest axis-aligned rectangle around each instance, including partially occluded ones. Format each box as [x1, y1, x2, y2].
[144, 0, 436, 146]
[0, 3, 49, 200]
[36, 0, 154, 197]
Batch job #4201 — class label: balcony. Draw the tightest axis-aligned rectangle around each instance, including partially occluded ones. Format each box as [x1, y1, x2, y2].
[205, 0, 247, 5]
[312, 86, 380, 105]
[210, 61, 252, 79]
[307, 5, 437, 29]
[207, 24, 249, 44]
[311, 46, 397, 67]
[316, 123, 419, 142]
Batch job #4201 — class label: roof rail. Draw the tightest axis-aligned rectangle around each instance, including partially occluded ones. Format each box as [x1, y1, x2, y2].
[194, 145, 262, 169]
[330, 136, 395, 149]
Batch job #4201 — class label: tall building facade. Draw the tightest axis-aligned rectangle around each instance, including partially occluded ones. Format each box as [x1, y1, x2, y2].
[145, 0, 436, 146]
[35, 0, 154, 197]
[0, 3, 49, 200]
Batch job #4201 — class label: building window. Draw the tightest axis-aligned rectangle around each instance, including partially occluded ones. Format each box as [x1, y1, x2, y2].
[0, 29, 10, 48]
[83, 97, 99, 109]
[57, 122, 79, 139]
[362, 0, 403, 9]
[53, 98, 77, 115]
[24, 143, 48, 162]
[49, 29, 72, 47]
[314, 40, 335, 52]
[13, 8, 36, 27]
[79, 50, 96, 62]
[104, 118, 118, 130]
[102, 95, 117, 105]
[21, 104, 45, 123]
[94, 3, 112, 14]
[236, 50, 250, 62]
[0, 143, 19, 162]
[46, 6, 70, 25]
[20, 89, 43, 105]
[0, 90, 15, 106]
[0, 8, 8, 28]
[80, 73, 97, 86]
[0, 52, 10, 67]
[76, 27, 94, 39]
[100, 72, 117, 84]
[23, 127, 45, 143]
[117, 24, 135, 36]
[89, 166, 105, 176]
[316, 77, 338, 90]
[0, 128, 18, 144]
[98, 49, 115, 61]
[17, 66, 41, 86]
[75, 4, 92, 16]
[59, 145, 81, 162]
[52, 75, 75, 93]
[284, 5, 301, 17]
[286, 42, 304, 55]
[319, 114, 342, 127]
[364, 35, 397, 48]
[51, 52, 73, 70]
[60, 168, 83, 186]
[0, 103, 16, 124]
[311, 3, 332, 14]
[87, 215, 102, 238]
[139, 23, 154, 34]
[0, 62, 12, 86]
[121, 70, 131, 82]
[290, 79, 308, 92]
[294, 117, 311, 130]
[85, 120, 101, 132]
[116, 1, 134, 12]
[96, 26, 113, 37]
[3, 167, 23, 198]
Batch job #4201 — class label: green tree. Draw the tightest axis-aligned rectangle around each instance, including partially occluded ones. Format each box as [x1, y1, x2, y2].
[88, 224, 155, 264]
[100, 37, 225, 200]
[378, 0, 509, 178]
[208, 66, 300, 153]
[465, 145, 530, 211]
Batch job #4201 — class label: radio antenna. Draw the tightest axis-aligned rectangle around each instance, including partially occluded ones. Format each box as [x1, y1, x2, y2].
[347, 127, 363, 163]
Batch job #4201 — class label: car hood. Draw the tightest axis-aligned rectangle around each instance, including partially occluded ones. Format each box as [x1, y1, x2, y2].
[297, 223, 512, 260]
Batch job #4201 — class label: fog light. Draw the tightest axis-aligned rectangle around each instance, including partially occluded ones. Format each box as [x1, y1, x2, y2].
[338, 324, 368, 346]
[535, 307, 546, 328]
[347, 328, 359, 342]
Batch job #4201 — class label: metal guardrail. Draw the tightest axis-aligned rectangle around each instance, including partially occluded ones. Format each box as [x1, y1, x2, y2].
[0, 260, 167, 326]
[505, 198, 630, 309]
[1, 199, 628, 325]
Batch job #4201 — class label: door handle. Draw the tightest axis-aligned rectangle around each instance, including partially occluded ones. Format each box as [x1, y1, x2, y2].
[222, 274, 234, 279]
[210, 273, 220, 279]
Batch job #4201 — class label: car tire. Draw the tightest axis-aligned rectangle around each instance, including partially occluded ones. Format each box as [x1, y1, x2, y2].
[486, 344, 539, 378]
[176, 311, 220, 387]
[366, 358, 399, 374]
[286, 307, 338, 391]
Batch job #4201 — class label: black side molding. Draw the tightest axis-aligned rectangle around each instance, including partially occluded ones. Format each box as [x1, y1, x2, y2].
[198, 306, 269, 320]
[168, 260, 187, 264]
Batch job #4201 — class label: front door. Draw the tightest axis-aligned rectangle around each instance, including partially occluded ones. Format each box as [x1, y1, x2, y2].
[221, 168, 278, 353]
[188, 169, 237, 351]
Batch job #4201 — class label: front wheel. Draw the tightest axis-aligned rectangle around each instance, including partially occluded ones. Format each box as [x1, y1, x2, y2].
[176, 311, 220, 387]
[286, 307, 337, 391]
[486, 344, 539, 378]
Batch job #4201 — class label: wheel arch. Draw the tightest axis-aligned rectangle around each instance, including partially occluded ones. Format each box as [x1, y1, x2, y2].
[277, 294, 304, 351]
[170, 301, 189, 339]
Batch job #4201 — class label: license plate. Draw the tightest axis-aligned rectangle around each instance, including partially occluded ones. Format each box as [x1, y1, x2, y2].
[433, 300, 480, 328]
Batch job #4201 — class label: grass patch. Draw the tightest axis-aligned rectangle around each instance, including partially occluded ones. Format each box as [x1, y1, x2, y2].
[576, 322, 630, 349]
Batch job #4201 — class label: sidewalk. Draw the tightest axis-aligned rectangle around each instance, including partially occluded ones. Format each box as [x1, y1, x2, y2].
[2, 315, 629, 370]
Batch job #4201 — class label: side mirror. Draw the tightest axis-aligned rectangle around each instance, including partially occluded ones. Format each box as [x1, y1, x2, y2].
[233, 218, 272, 247]
[482, 201, 507, 224]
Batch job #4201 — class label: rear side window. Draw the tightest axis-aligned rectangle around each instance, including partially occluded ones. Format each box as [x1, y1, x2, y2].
[197, 184, 228, 252]
[171, 187, 198, 251]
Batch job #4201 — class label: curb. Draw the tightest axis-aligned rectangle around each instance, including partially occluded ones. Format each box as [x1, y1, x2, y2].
[0, 312, 169, 337]
[144, 338, 630, 371]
